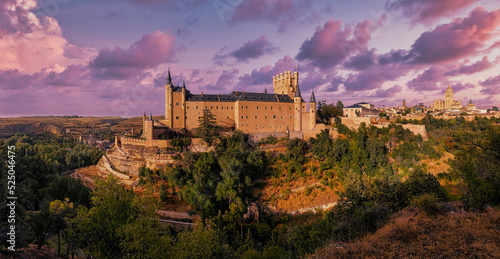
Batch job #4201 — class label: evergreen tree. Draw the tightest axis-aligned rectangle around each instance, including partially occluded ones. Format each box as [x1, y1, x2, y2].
[195, 109, 220, 143]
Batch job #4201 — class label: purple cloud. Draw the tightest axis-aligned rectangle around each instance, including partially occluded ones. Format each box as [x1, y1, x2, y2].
[344, 48, 377, 71]
[386, 0, 479, 25]
[450, 82, 475, 93]
[232, 36, 279, 63]
[445, 56, 493, 76]
[480, 74, 500, 95]
[407, 67, 448, 91]
[90, 31, 176, 80]
[214, 36, 279, 65]
[238, 55, 295, 86]
[408, 7, 500, 64]
[372, 85, 403, 97]
[296, 19, 372, 69]
[45, 64, 89, 87]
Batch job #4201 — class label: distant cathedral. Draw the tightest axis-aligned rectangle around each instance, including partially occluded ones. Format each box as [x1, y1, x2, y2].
[431, 85, 465, 110]
[143, 69, 318, 140]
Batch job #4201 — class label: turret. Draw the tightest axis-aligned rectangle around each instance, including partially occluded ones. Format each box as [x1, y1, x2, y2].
[294, 84, 302, 131]
[309, 90, 316, 130]
[181, 81, 187, 128]
[144, 112, 154, 140]
[165, 69, 173, 128]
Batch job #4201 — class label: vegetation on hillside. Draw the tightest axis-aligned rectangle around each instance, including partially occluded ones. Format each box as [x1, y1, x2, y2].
[1, 115, 499, 258]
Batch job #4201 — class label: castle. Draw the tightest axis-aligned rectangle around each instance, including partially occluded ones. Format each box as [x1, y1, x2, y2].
[142, 69, 321, 141]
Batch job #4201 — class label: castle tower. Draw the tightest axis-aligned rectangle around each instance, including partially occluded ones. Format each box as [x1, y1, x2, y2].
[165, 68, 173, 128]
[402, 98, 406, 108]
[273, 70, 299, 97]
[181, 81, 187, 128]
[294, 84, 303, 131]
[144, 112, 154, 140]
[445, 85, 453, 109]
[142, 111, 147, 137]
[309, 90, 316, 130]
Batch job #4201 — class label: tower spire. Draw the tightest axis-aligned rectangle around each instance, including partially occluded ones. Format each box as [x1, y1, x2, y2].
[183, 81, 186, 88]
[149, 112, 152, 120]
[310, 90, 316, 103]
[264, 86, 268, 94]
[294, 84, 302, 98]
[166, 68, 172, 85]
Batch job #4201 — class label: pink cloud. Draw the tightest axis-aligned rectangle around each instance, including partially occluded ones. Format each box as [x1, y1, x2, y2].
[372, 85, 403, 98]
[0, 0, 91, 74]
[480, 74, 500, 95]
[296, 19, 372, 69]
[89, 31, 176, 80]
[386, 0, 479, 25]
[238, 55, 295, 86]
[409, 7, 500, 64]
[445, 56, 493, 76]
[213, 36, 279, 65]
[450, 82, 475, 93]
[407, 67, 448, 91]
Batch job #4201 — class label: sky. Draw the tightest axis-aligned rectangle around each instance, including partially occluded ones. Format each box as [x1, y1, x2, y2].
[0, 0, 499, 117]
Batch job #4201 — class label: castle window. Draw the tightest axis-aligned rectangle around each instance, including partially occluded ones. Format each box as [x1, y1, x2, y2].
[265, 106, 267, 109]
[257, 106, 259, 109]
[176, 116, 179, 119]
[279, 107, 281, 110]
[271, 106, 273, 110]
[206, 106, 207, 109]
[221, 106, 223, 109]
[246, 106, 248, 109]
[290, 116, 292, 119]
[265, 116, 267, 119]
[231, 107, 233, 109]
[227, 106, 229, 109]
[273, 115, 276, 119]
[246, 116, 248, 119]
[196, 106, 198, 109]
[216, 106, 218, 109]
[255, 116, 257, 119]
[176, 102, 179, 106]
[211, 106, 213, 109]
[289, 107, 291, 110]
[227, 116, 229, 119]
[241, 106, 244, 109]
[241, 116, 243, 119]
[281, 116, 283, 119]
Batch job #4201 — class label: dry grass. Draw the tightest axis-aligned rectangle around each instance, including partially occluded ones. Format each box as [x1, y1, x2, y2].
[259, 160, 341, 212]
[315, 204, 500, 258]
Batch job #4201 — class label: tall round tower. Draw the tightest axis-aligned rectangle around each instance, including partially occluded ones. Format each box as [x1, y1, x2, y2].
[294, 84, 303, 131]
[165, 68, 173, 128]
[309, 90, 316, 130]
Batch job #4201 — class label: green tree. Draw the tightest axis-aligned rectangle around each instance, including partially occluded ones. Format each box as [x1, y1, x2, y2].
[196, 109, 221, 143]
[69, 178, 135, 258]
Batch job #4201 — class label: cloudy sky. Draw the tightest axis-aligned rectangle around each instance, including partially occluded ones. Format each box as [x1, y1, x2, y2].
[1, 0, 499, 117]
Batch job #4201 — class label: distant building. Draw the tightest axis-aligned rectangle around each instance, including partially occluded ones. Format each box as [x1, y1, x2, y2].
[343, 102, 379, 117]
[431, 85, 463, 110]
[467, 99, 476, 111]
[412, 103, 427, 114]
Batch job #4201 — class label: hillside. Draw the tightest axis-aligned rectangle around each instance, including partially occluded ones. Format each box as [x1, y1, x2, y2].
[314, 203, 500, 258]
